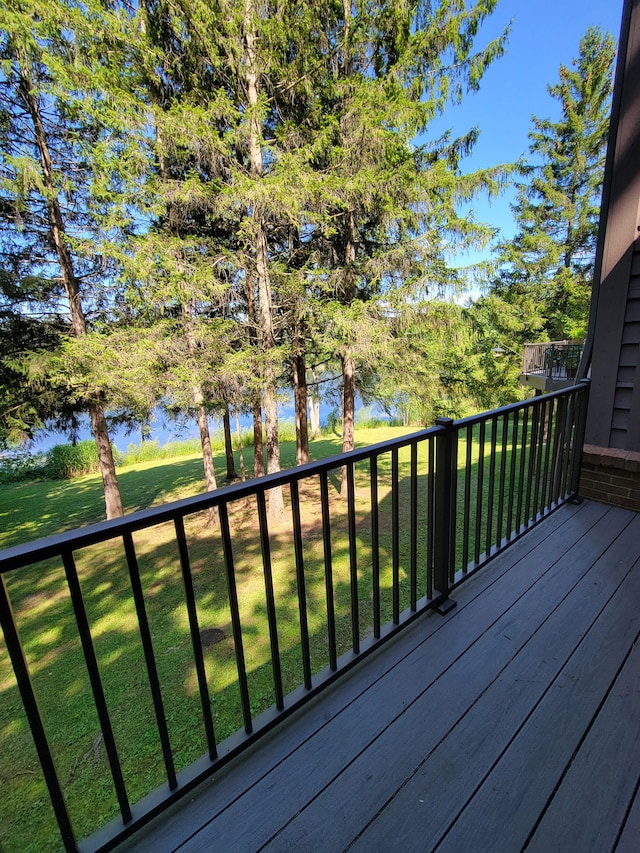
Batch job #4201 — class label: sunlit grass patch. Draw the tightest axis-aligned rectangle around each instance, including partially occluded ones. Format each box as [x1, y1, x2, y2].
[1, 421, 550, 851]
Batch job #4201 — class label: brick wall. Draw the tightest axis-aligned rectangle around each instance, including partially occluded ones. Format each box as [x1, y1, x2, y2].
[579, 444, 640, 511]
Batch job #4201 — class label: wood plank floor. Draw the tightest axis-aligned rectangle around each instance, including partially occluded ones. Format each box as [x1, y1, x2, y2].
[121, 500, 640, 853]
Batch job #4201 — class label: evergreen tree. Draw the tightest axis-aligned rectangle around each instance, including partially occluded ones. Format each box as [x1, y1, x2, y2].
[294, 0, 509, 491]
[112, 0, 325, 516]
[0, 1, 127, 517]
[495, 26, 616, 341]
[377, 300, 480, 424]
[114, 0, 509, 504]
[0, 273, 73, 446]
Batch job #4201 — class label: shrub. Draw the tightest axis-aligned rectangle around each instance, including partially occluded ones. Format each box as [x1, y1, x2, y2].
[0, 451, 49, 484]
[45, 441, 100, 479]
[355, 405, 397, 429]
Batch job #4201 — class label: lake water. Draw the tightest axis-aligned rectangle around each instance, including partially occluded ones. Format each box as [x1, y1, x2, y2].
[31, 391, 390, 454]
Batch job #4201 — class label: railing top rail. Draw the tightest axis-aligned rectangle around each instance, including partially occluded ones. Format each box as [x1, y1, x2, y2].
[523, 340, 570, 350]
[0, 381, 589, 575]
[454, 380, 588, 430]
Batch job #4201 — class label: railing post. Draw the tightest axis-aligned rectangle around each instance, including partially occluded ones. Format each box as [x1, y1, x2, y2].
[434, 417, 457, 615]
[569, 379, 591, 498]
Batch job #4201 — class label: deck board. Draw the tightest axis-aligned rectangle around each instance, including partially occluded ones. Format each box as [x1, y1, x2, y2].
[348, 512, 640, 853]
[120, 501, 640, 853]
[258, 505, 632, 852]
[617, 780, 640, 852]
[429, 513, 640, 853]
[527, 639, 640, 853]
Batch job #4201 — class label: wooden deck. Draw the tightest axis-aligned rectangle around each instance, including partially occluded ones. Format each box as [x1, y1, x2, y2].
[120, 499, 640, 853]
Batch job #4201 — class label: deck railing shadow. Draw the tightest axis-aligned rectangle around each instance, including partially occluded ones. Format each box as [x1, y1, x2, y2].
[0, 381, 589, 853]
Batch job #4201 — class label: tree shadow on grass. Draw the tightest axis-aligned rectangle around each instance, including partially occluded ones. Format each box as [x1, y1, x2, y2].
[0, 459, 406, 851]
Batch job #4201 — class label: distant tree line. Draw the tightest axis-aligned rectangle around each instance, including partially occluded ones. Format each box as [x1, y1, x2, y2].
[0, 1, 615, 519]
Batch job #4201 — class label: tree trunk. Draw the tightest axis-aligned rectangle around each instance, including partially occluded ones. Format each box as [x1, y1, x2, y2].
[244, 3, 283, 517]
[245, 274, 264, 477]
[262, 369, 283, 514]
[308, 369, 321, 437]
[341, 350, 356, 498]
[235, 408, 246, 482]
[89, 403, 124, 519]
[223, 405, 236, 480]
[252, 395, 265, 477]
[196, 401, 218, 492]
[181, 301, 221, 504]
[195, 398, 219, 525]
[293, 345, 309, 465]
[19, 63, 123, 518]
[340, 210, 357, 497]
[253, 210, 282, 516]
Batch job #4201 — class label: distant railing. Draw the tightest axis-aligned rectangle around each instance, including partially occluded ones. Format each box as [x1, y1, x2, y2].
[0, 382, 590, 852]
[522, 341, 584, 379]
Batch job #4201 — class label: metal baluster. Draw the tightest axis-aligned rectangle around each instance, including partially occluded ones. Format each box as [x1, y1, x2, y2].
[551, 395, 568, 504]
[485, 417, 498, 558]
[496, 412, 509, 549]
[122, 532, 177, 789]
[319, 471, 337, 671]
[474, 421, 485, 565]
[410, 441, 418, 610]
[568, 381, 591, 496]
[370, 456, 381, 639]
[290, 481, 312, 691]
[516, 408, 529, 534]
[540, 398, 555, 514]
[256, 492, 284, 711]
[174, 518, 217, 760]
[61, 550, 132, 821]
[532, 399, 547, 519]
[346, 461, 359, 654]
[524, 404, 540, 527]
[461, 424, 473, 573]
[219, 504, 253, 732]
[427, 436, 435, 598]
[434, 418, 456, 613]
[0, 575, 76, 851]
[392, 448, 400, 624]
[506, 411, 519, 542]
[449, 430, 459, 584]
[560, 392, 577, 499]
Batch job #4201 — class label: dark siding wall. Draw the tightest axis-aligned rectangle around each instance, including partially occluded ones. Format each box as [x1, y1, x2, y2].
[612, 260, 640, 447]
[586, 0, 640, 452]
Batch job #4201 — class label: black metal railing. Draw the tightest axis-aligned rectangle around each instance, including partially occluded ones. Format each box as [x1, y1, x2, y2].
[0, 382, 589, 852]
[522, 341, 584, 379]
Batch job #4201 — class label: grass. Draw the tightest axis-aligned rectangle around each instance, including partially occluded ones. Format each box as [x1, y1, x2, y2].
[0, 427, 377, 552]
[0, 417, 555, 852]
[0, 427, 421, 852]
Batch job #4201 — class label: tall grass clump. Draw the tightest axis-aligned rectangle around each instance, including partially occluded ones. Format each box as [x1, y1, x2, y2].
[277, 419, 297, 443]
[355, 406, 402, 429]
[45, 441, 100, 479]
[118, 438, 202, 466]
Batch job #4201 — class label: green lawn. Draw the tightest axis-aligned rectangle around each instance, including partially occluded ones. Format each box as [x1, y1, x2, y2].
[0, 427, 422, 852]
[1, 429, 393, 551]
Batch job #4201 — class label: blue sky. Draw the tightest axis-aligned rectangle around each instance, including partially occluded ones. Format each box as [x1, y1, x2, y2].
[434, 0, 625, 267]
